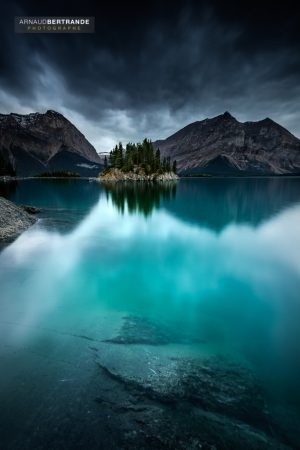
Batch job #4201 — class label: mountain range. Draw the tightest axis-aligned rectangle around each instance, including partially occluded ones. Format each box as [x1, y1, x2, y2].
[1, 110, 300, 176]
[0, 110, 102, 176]
[153, 112, 300, 175]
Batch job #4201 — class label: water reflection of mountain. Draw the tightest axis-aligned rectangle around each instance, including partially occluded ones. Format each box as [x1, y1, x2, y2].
[0, 179, 104, 234]
[165, 178, 300, 231]
[0, 179, 103, 210]
[2, 177, 300, 233]
[104, 182, 177, 217]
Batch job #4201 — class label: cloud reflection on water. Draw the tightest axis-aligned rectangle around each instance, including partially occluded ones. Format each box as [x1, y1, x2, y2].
[0, 194, 299, 370]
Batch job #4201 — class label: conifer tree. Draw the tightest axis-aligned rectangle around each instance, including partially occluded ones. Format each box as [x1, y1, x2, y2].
[106, 139, 176, 175]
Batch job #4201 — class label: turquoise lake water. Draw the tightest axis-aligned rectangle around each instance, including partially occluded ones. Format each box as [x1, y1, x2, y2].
[0, 178, 300, 449]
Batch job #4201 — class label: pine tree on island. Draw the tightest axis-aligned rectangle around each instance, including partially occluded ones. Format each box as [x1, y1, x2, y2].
[105, 139, 177, 175]
[104, 155, 108, 169]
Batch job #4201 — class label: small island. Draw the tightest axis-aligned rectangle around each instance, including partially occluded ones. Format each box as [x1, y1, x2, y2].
[98, 139, 179, 182]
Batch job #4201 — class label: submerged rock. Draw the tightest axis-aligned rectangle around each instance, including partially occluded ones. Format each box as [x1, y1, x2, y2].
[97, 352, 269, 430]
[94, 314, 292, 449]
[104, 315, 205, 345]
[20, 205, 41, 214]
[0, 196, 37, 240]
[95, 346, 291, 449]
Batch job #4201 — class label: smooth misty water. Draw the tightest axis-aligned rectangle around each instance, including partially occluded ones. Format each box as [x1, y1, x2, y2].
[0, 178, 300, 449]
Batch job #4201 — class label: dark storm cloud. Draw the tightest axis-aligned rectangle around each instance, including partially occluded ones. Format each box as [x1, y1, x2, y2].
[0, 0, 300, 150]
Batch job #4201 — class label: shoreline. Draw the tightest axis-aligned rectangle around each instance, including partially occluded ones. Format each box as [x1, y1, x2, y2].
[0, 197, 37, 241]
[98, 168, 179, 182]
[1, 175, 300, 183]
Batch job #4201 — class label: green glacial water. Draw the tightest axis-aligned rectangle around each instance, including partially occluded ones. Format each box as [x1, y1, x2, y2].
[0, 177, 300, 449]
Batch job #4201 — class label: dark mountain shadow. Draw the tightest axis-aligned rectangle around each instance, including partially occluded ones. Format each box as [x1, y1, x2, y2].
[48, 149, 102, 177]
[104, 182, 177, 217]
[3, 179, 102, 209]
[165, 178, 300, 231]
[1, 179, 104, 234]
[0, 180, 18, 198]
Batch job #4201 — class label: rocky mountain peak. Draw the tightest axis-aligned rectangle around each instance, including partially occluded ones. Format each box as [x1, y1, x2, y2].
[220, 111, 236, 120]
[46, 109, 60, 115]
[0, 110, 102, 176]
[153, 113, 300, 175]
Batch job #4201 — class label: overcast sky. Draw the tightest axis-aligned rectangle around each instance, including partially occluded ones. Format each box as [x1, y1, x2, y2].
[1, 0, 300, 151]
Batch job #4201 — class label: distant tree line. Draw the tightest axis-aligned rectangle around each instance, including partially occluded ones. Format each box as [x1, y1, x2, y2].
[35, 171, 80, 178]
[104, 139, 177, 175]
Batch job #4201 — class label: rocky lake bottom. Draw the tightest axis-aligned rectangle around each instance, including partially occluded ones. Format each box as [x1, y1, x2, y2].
[0, 177, 300, 449]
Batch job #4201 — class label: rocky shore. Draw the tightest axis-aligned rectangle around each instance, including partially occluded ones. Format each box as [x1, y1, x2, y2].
[98, 168, 179, 182]
[0, 197, 37, 241]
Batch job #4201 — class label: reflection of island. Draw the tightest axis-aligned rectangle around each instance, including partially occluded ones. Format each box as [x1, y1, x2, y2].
[165, 178, 300, 231]
[104, 182, 177, 217]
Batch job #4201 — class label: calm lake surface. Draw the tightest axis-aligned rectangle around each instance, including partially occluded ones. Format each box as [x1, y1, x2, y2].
[0, 178, 300, 449]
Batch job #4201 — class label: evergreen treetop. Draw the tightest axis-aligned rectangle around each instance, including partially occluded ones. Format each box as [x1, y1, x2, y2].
[106, 139, 177, 175]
